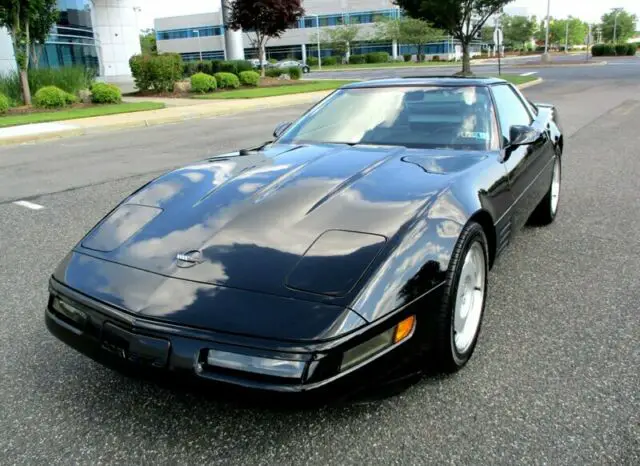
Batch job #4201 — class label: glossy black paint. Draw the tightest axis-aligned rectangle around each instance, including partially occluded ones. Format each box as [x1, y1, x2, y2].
[47, 77, 563, 392]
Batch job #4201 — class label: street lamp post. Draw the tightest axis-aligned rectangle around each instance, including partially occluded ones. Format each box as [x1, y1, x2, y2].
[193, 30, 202, 62]
[564, 21, 569, 53]
[542, 0, 551, 62]
[612, 8, 623, 44]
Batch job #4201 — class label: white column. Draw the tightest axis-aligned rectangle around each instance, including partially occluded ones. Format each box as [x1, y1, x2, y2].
[0, 27, 17, 74]
[392, 40, 398, 59]
[301, 43, 307, 63]
[91, 0, 142, 77]
[221, 0, 245, 60]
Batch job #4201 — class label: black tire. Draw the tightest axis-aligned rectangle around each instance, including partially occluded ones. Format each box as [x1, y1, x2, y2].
[431, 222, 489, 373]
[303, 66, 310, 73]
[528, 154, 561, 226]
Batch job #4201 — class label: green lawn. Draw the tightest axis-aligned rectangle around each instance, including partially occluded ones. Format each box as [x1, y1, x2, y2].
[194, 80, 356, 99]
[0, 102, 165, 128]
[488, 74, 539, 85]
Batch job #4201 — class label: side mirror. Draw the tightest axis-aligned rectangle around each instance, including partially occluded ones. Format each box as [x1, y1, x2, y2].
[509, 125, 542, 146]
[273, 121, 292, 139]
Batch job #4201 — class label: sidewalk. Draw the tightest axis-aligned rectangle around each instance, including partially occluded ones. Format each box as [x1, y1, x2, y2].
[0, 79, 542, 147]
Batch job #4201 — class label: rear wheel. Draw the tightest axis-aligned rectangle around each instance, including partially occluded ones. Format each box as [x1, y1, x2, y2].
[431, 222, 489, 372]
[529, 154, 561, 226]
[303, 66, 310, 73]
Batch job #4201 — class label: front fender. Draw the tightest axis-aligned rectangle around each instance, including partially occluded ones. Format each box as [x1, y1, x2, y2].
[350, 187, 485, 322]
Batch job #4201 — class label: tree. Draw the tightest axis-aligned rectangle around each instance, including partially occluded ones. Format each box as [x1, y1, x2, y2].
[600, 9, 637, 43]
[227, 0, 304, 75]
[550, 17, 587, 49]
[501, 15, 535, 49]
[395, 0, 515, 75]
[480, 25, 494, 43]
[314, 24, 361, 62]
[0, 0, 59, 105]
[140, 29, 157, 55]
[375, 17, 442, 61]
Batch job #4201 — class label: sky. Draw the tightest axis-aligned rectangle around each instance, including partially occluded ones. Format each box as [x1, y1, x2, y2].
[136, 0, 640, 31]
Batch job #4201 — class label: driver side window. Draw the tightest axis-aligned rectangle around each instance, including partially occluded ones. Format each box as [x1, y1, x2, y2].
[491, 85, 533, 147]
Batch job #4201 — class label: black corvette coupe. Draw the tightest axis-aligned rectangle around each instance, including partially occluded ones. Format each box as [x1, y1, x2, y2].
[46, 77, 563, 394]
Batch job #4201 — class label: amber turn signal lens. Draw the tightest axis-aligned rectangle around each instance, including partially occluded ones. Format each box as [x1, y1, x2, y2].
[394, 315, 416, 343]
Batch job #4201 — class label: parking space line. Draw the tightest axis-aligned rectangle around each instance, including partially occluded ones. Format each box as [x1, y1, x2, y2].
[13, 200, 44, 210]
[520, 71, 538, 76]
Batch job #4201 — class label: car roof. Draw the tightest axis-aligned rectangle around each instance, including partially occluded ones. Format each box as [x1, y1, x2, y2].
[341, 76, 507, 89]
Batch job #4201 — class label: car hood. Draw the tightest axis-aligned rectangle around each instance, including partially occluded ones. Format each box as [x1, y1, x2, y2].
[76, 143, 487, 302]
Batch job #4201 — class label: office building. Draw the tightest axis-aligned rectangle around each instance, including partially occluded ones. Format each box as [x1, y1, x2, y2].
[0, 0, 142, 77]
[155, 0, 481, 63]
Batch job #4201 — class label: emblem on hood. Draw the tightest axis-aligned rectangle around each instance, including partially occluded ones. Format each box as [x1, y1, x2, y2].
[176, 250, 203, 268]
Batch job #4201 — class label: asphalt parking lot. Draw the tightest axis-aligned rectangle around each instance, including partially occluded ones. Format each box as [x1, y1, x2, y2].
[1, 63, 639, 464]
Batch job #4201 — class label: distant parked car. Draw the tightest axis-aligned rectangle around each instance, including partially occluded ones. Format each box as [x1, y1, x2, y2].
[247, 58, 269, 69]
[274, 60, 310, 73]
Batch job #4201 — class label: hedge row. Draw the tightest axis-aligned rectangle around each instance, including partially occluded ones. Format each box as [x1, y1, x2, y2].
[182, 59, 254, 78]
[264, 67, 302, 80]
[189, 71, 261, 93]
[591, 43, 637, 56]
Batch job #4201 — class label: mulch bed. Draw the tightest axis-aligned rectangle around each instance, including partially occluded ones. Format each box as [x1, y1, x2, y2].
[126, 77, 303, 98]
[6, 102, 94, 115]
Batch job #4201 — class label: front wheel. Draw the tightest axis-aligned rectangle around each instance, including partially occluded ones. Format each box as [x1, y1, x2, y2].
[302, 66, 310, 73]
[529, 155, 561, 226]
[431, 222, 489, 373]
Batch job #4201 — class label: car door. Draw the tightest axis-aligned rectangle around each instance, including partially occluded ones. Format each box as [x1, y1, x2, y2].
[491, 83, 554, 230]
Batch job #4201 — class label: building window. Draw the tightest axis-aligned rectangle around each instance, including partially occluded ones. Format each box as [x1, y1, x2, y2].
[157, 25, 224, 41]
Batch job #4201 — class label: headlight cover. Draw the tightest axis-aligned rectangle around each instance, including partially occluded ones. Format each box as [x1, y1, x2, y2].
[206, 350, 306, 379]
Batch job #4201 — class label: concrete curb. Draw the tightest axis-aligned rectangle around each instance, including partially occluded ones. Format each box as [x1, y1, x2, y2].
[517, 77, 544, 90]
[516, 61, 607, 68]
[0, 81, 538, 146]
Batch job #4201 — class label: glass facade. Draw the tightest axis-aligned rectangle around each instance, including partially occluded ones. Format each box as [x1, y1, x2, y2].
[157, 26, 224, 41]
[156, 9, 401, 41]
[32, 0, 99, 71]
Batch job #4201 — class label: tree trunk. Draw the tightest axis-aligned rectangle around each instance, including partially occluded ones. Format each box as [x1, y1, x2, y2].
[20, 20, 32, 105]
[460, 41, 472, 75]
[20, 70, 31, 106]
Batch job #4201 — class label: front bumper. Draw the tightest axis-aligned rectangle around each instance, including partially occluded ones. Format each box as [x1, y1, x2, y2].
[46, 278, 418, 395]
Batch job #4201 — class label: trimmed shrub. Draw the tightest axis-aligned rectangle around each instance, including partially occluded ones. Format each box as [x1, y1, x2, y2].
[268, 58, 277, 64]
[65, 92, 78, 104]
[306, 56, 318, 66]
[602, 44, 615, 55]
[265, 68, 284, 77]
[218, 61, 237, 74]
[288, 67, 302, 80]
[591, 44, 603, 56]
[214, 72, 240, 89]
[615, 44, 628, 56]
[431, 55, 441, 61]
[403, 53, 412, 62]
[190, 72, 217, 93]
[0, 93, 9, 113]
[628, 44, 638, 55]
[90, 82, 122, 104]
[348, 54, 366, 64]
[129, 54, 153, 91]
[233, 60, 254, 74]
[130, 53, 183, 92]
[323, 56, 338, 66]
[365, 52, 389, 63]
[34, 86, 69, 108]
[239, 70, 260, 86]
[183, 61, 198, 77]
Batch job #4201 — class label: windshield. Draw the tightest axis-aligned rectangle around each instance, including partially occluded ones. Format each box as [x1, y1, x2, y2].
[278, 86, 500, 151]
